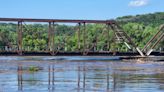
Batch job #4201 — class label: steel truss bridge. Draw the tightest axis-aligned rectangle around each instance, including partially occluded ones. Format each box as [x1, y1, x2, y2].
[0, 18, 163, 56]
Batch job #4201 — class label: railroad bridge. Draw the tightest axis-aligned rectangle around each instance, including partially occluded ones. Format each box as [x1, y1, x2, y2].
[0, 18, 163, 56]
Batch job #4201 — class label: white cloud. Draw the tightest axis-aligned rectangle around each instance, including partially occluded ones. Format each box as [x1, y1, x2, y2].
[129, 0, 149, 7]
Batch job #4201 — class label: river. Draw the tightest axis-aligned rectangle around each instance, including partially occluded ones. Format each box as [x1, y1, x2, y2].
[0, 56, 164, 92]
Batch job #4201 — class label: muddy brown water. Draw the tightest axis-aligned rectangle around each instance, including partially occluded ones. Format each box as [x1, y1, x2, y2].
[0, 56, 164, 92]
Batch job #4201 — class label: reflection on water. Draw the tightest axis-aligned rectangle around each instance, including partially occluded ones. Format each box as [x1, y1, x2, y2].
[0, 56, 164, 92]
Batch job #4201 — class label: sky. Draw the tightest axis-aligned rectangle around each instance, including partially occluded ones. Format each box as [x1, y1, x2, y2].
[0, 0, 163, 20]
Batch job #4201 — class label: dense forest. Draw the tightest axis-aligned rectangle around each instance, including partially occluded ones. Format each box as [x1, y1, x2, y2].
[0, 12, 163, 52]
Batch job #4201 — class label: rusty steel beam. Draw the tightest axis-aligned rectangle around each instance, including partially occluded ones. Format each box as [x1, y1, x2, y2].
[78, 23, 81, 51]
[17, 21, 23, 55]
[48, 22, 56, 55]
[106, 24, 110, 51]
[48, 22, 52, 52]
[142, 25, 164, 52]
[0, 18, 115, 24]
[83, 22, 86, 55]
[151, 33, 164, 50]
[146, 33, 164, 56]
[114, 23, 137, 48]
[142, 31, 162, 52]
[52, 22, 55, 55]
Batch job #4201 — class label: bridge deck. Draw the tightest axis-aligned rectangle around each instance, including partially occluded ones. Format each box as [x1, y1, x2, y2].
[0, 51, 163, 56]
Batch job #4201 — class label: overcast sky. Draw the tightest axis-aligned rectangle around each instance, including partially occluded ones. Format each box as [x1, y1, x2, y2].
[0, 0, 163, 19]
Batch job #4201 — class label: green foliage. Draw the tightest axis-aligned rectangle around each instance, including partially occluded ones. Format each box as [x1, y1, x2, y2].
[117, 12, 164, 27]
[28, 66, 40, 72]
